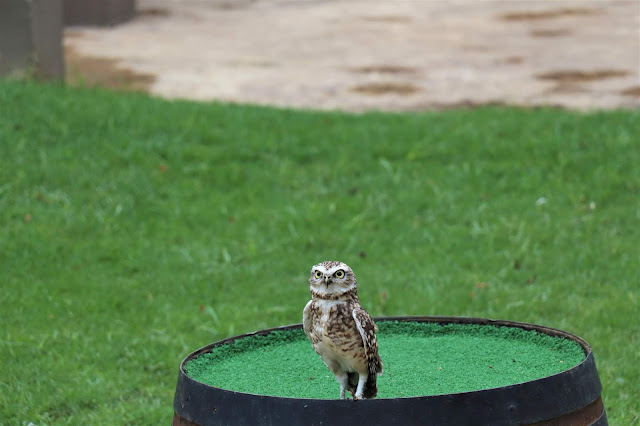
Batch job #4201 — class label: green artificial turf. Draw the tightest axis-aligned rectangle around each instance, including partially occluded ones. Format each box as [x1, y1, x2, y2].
[185, 322, 586, 399]
[1, 80, 638, 424]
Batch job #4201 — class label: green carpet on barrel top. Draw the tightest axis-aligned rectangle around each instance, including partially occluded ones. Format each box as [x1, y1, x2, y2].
[184, 321, 585, 399]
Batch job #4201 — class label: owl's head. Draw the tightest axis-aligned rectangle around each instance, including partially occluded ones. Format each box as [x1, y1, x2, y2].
[309, 261, 357, 298]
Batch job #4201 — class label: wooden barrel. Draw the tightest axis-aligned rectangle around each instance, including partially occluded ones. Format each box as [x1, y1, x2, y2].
[173, 316, 606, 425]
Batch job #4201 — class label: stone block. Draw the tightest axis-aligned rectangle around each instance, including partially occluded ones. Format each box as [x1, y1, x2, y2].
[0, 0, 65, 79]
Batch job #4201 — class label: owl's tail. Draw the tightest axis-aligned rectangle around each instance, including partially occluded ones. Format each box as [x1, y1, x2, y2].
[362, 374, 378, 399]
[363, 353, 384, 399]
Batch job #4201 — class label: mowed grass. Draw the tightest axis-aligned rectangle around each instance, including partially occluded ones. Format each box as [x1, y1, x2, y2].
[0, 80, 638, 424]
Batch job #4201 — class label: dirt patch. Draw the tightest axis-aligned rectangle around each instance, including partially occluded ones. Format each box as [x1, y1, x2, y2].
[545, 83, 587, 94]
[65, 30, 85, 40]
[499, 56, 525, 65]
[65, 46, 156, 92]
[223, 1, 257, 9]
[499, 8, 600, 21]
[138, 7, 170, 18]
[536, 70, 630, 83]
[350, 82, 420, 95]
[426, 100, 507, 110]
[347, 65, 418, 74]
[63, 1, 639, 111]
[361, 15, 411, 23]
[462, 44, 490, 52]
[620, 86, 640, 97]
[530, 29, 571, 37]
[229, 59, 277, 68]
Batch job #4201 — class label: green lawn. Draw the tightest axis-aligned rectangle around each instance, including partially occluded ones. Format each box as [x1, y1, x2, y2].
[1, 80, 638, 424]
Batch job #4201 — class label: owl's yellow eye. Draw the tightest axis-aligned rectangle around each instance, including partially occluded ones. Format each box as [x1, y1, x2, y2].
[335, 270, 345, 279]
[314, 271, 322, 279]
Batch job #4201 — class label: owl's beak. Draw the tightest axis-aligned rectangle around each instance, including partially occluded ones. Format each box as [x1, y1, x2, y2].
[324, 276, 330, 287]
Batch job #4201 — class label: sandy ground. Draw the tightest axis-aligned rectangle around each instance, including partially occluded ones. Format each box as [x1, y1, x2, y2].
[64, 0, 640, 111]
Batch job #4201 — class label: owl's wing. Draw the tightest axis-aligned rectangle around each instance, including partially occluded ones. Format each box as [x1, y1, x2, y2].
[302, 300, 313, 341]
[352, 307, 383, 374]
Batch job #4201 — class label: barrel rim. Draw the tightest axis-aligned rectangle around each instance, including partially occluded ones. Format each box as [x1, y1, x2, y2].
[174, 316, 603, 425]
[178, 315, 592, 400]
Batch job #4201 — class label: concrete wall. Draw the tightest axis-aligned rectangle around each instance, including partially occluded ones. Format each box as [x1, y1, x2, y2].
[63, 0, 136, 26]
[0, 0, 65, 79]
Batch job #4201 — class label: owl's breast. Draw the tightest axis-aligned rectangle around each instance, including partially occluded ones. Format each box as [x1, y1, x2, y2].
[311, 301, 362, 355]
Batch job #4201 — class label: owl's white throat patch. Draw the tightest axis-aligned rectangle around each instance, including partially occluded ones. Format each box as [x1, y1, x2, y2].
[311, 282, 355, 296]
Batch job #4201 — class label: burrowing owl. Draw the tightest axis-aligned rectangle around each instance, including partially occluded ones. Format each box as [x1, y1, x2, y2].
[302, 261, 383, 400]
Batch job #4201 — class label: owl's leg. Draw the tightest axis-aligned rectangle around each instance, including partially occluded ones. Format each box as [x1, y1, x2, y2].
[336, 374, 349, 399]
[354, 374, 367, 400]
[324, 358, 348, 399]
[346, 372, 358, 397]
[322, 357, 349, 399]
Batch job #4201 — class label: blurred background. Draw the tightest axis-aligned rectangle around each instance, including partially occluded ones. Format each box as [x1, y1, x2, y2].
[2, 0, 639, 110]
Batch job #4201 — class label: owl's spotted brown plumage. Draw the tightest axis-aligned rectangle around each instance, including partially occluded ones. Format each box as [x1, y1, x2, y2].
[303, 261, 383, 400]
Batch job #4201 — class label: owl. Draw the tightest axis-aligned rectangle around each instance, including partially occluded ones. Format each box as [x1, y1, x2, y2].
[302, 261, 383, 400]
